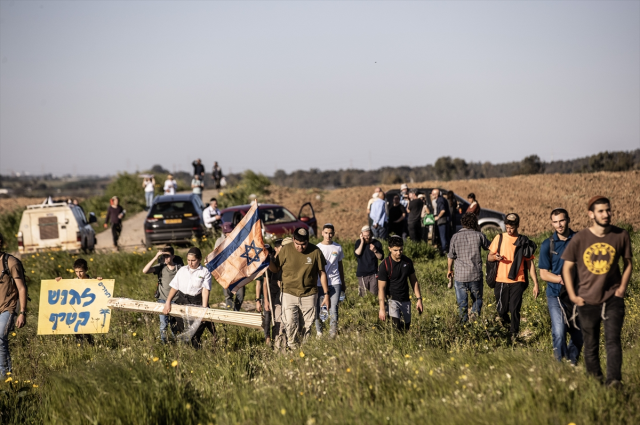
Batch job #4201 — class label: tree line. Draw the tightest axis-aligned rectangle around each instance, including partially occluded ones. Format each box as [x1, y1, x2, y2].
[269, 149, 640, 189]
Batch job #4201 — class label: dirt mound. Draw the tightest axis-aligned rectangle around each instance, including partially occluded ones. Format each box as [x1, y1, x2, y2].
[266, 170, 640, 238]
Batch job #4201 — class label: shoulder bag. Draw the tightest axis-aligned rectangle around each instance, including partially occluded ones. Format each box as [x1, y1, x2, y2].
[485, 233, 503, 289]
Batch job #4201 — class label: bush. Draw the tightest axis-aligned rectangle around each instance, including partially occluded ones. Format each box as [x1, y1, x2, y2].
[218, 170, 271, 208]
[0, 208, 25, 252]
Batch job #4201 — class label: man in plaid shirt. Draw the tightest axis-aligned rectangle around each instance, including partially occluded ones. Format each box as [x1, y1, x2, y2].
[447, 213, 490, 322]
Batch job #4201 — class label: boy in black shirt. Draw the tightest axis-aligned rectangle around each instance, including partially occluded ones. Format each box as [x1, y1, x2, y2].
[377, 236, 424, 332]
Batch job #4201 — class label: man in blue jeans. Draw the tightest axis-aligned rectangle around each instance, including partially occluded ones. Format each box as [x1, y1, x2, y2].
[447, 213, 490, 322]
[143, 246, 181, 343]
[539, 208, 583, 365]
[0, 232, 28, 377]
[431, 189, 450, 254]
[315, 224, 345, 338]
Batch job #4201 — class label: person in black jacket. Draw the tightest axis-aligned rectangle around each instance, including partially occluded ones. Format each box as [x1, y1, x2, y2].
[192, 159, 205, 179]
[104, 196, 125, 248]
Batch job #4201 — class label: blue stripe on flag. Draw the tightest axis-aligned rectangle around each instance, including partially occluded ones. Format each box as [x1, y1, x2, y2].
[205, 209, 259, 272]
[228, 260, 269, 293]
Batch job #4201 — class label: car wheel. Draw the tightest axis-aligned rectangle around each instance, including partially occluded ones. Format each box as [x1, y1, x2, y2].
[481, 223, 502, 239]
[145, 235, 154, 249]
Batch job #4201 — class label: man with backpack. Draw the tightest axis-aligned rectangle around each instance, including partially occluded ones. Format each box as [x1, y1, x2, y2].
[487, 213, 539, 342]
[539, 208, 583, 365]
[377, 235, 424, 332]
[0, 232, 28, 377]
[143, 246, 183, 343]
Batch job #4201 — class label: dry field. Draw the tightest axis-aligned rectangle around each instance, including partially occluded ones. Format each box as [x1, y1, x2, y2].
[266, 170, 640, 238]
[0, 197, 39, 214]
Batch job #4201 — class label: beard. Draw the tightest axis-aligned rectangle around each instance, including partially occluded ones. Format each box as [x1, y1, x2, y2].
[594, 216, 611, 227]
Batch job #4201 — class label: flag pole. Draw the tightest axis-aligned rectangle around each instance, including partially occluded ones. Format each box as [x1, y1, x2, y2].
[266, 269, 275, 328]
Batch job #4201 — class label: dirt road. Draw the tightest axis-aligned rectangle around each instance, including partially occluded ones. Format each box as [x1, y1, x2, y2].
[97, 189, 218, 252]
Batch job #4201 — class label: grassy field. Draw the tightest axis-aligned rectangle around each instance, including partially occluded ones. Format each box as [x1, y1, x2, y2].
[3, 230, 640, 424]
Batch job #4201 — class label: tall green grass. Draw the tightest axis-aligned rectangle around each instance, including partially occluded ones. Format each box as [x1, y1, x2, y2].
[3, 232, 640, 424]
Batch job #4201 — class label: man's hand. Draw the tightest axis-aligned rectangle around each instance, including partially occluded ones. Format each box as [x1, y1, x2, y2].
[446, 270, 453, 280]
[532, 284, 539, 299]
[103, 223, 108, 229]
[162, 302, 172, 315]
[321, 294, 330, 309]
[379, 307, 386, 321]
[256, 299, 262, 313]
[369, 244, 377, 253]
[570, 295, 585, 306]
[615, 288, 626, 298]
[55, 277, 62, 282]
[16, 314, 26, 328]
[416, 299, 424, 314]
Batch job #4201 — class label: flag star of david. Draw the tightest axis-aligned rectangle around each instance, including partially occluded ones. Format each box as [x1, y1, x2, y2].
[240, 241, 263, 265]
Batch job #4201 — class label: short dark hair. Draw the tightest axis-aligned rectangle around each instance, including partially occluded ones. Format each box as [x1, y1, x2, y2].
[461, 213, 479, 231]
[209, 198, 217, 203]
[388, 235, 404, 248]
[589, 197, 610, 212]
[0, 231, 4, 246]
[505, 213, 520, 228]
[161, 246, 175, 255]
[550, 208, 569, 220]
[73, 258, 88, 271]
[273, 238, 283, 248]
[467, 193, 476, 200]
[187, 247, 202, 260]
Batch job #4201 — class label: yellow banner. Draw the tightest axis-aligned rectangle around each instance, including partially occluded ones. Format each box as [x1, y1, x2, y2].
[37, 279, 115, 335]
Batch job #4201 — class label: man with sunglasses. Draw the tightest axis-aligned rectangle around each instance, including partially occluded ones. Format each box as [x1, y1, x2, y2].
[143, 246, 181, 343]
[269, 227, 329, 349]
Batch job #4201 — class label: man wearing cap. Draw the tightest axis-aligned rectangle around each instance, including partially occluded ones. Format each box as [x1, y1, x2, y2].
[315, 224, 345, 338]
[488, 213, 539, 342]
[538, 208, 583, 365]
[269, 227, 329, 349]
[562, 197, 633, 387]
[355, 226, 384, 297]
[143, 246, 182, 343]
[162, 247, 216, 348]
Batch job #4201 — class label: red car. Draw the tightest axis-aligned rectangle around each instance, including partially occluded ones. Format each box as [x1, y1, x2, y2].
[220, 202, 318, 238]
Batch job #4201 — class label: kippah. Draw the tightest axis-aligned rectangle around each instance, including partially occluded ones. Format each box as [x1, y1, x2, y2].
[187, 247, 202, 258]
[587, 195, 608, 211]
[323, 223, 334, 230]
[361, 225, 371, 232]
[293, 227, 309, 241]
[506, 213, 519, 222]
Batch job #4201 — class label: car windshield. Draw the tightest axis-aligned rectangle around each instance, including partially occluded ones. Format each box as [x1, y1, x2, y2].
[150, 201, 197, 216]
[259, 207, 297, 224]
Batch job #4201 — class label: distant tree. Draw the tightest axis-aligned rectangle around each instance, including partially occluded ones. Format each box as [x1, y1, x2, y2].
[150, 164, 170, 174]
[434, 156, 455, 181]
[514, 155, 544, 175]
[589, 151, 635, 172]
[452, 158, 469, 180]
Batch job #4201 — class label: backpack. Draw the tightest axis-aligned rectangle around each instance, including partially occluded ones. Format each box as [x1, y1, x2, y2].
[1, 252, 30, 301]
[154, 255, 184, 299]
[486, 234, 503, 289]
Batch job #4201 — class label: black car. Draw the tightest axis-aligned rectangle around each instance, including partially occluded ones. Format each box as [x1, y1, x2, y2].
[385, 188, 506, 233]
[144, 194, 206, 247]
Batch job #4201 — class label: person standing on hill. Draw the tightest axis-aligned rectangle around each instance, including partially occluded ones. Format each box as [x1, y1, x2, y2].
[538, 208, 583, 365]
[0, 232, 28, 378]
[406, 190, 424, 242]
[388, 195, 407, 238]
[466, 193, 481, 215]
[488, 213, 539, 342]
[562, 197, 633, 387]
[369, 191, 388, 240]
[447, 213, 490, 323]
[142, 246, 182, 344]
[192, 159, 205, 179]
[104, 196, 125, 248]
[142, 176, 155, 209]
[269, 227, 329, 349]
[314, 224, 345, 338]
[355, 226, 384, 297]
[212, 162, 223, 189]
[164, 174, 177, 195]
[366, 187, 382, 228]
[377, 236, 424, 332]
[191, 174, 204, 200]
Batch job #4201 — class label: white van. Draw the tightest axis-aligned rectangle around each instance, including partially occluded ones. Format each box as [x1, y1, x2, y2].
[17, 198, 97, 255]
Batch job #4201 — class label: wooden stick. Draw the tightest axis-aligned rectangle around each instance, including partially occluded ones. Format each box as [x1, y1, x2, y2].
[107, 298, 263, 330]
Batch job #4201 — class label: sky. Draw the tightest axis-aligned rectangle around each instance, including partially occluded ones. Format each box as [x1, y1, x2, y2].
[1, 1, 639, 177]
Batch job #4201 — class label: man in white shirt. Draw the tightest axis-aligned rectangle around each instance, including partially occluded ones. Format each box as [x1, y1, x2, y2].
[315, 223, 345, 338]
[163, 174, 177, 195]
[203, 198, 222, 230]
[162, 247, 216, 348]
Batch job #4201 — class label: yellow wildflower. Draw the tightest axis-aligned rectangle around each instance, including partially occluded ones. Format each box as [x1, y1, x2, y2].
[171, 360, 178, 367]
[132, 333, 137, 337]
[153, 357, 159, 362]
[346, 368, 351, 373]
[300, 351, 305, 358]
[4, 377, 11, 383]
[281, 409, 286, 415]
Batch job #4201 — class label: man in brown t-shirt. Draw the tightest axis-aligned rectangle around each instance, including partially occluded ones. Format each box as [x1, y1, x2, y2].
[269, 227, 329, 349]
[562, 196, 633, 387]
[0, 232, 28, 377]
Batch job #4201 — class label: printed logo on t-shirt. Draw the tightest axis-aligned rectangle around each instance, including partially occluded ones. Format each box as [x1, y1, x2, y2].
[583, 243, 616, 275]
[306, 257, 312, 264]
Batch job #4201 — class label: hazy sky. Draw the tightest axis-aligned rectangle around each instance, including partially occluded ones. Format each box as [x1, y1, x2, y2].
[1, 1, 639, 176]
